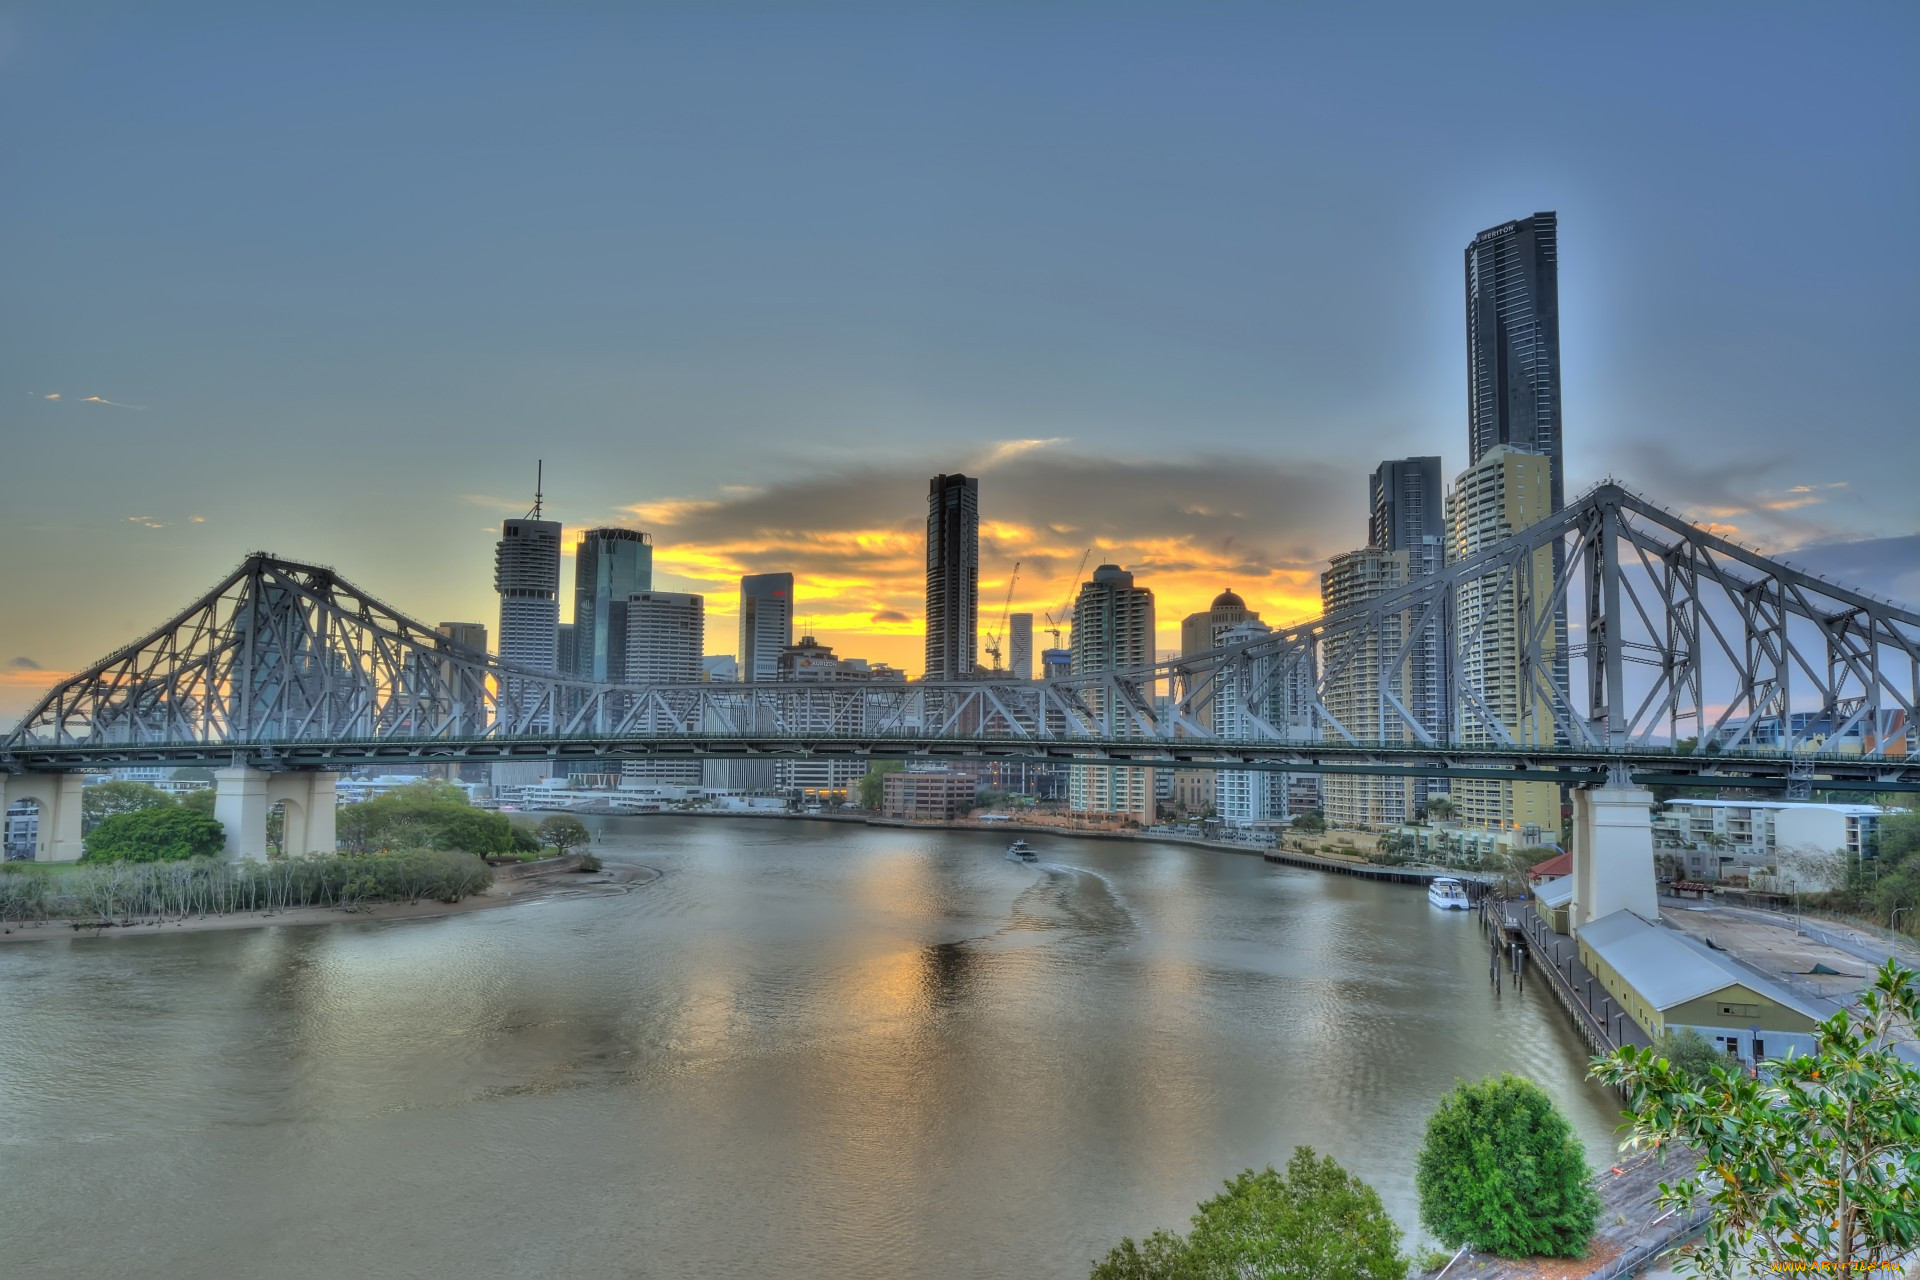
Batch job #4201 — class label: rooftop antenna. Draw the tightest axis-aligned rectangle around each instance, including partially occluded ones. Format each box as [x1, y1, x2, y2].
[527, 460, 545, 520]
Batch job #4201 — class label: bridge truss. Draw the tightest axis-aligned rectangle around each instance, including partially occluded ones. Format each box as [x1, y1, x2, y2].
[4, 484, 1916, 789]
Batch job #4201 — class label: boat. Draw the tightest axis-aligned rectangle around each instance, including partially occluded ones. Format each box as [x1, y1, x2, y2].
[1005, 839, 1039, 863]
[1427, 876, 1471, 910]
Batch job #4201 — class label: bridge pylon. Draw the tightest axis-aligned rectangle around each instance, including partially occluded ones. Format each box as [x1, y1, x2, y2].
[0, 772, 84, 862]
[214, 768, 338, 861]
[1569, 774, 1659, 929]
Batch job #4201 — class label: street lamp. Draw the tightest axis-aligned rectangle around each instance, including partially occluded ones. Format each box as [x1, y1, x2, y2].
[1893, 904, 1914, 935]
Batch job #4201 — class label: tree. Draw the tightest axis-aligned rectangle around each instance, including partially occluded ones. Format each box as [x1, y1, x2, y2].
[81, 780, 175, 832]
[1647, 1028, 1721, 1086]
[180, 788, 216, 816]
[171, 766, 216, 785]
[1592, 961, 1920, 1278]
[430, 807, 519, 856]
[1293, 810, 1326, 835]
[858, 759, 905, 810]
[537, 814, 590, 855]
[1415, 1075, 1600, 1257]
[1422, 797, 1455, 822]
[82, 807, 225, 863]
[1090, 1147, 1406, 1280]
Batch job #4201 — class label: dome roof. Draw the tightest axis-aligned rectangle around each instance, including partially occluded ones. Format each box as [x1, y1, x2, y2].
[1211, 588, 1246, 610]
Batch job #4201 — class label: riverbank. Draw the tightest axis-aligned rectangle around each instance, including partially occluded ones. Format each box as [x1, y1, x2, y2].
[0, 858, 658, 944]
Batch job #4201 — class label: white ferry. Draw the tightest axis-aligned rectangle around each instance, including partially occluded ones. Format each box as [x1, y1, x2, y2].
[1427, 876, 1471, 910]
[1005, 839, 1039, 863]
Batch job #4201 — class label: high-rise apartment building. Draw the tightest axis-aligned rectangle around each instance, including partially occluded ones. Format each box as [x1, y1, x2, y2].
[1008, 614, 1034, 681]
[1319, 548, 1418, 827]
[1212, 618, 1290, 825]
[573, 528, 652, 683]
[924, 474, 979, 680]
[1368, 456, 1450, 806]
[1446, 445, 1560, 840]
[623, 592, 704, 787]
[1068, 565, 1155, 822]
[1466, 212, 1563, 513]
[1176, 589, 1262, 815]
[494, 515, 562, 723]
[738, 573, 794, 683]
[435, 622, 490, 739]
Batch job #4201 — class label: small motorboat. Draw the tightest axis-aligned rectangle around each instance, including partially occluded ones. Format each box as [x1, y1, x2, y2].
[1005, 839, 1039, 863]
[1427, 876, 1471, 910]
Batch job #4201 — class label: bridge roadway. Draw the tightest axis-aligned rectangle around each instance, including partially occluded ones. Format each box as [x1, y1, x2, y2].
[6, 732, 1916, 791]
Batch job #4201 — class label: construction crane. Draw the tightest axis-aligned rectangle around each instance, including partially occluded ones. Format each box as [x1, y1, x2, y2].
[982, 561, 1020, 672]
[1043, 548, 1093, 649]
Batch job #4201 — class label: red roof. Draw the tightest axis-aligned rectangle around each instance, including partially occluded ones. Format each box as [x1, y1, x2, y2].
[1529, 852, 1573, 880]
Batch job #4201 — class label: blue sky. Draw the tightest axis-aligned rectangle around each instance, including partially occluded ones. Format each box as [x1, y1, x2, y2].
[2, 2, 1915, 709]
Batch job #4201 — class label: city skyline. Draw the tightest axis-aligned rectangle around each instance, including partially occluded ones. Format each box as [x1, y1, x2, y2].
[3, 4, 1917, 717]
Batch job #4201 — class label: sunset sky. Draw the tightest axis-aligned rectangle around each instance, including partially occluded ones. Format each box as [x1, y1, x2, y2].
[3, 3, 1916, 718]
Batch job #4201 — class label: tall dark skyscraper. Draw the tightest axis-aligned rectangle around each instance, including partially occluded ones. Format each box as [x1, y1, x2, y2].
[1466, 211, 1563, 512]
[572, 528, 653, 684]
[924, 473, 979, 680]
[1368, 456, 1445, 552]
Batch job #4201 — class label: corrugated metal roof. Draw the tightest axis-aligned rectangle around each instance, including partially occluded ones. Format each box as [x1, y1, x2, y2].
[1534, 874, 1574, 908]
[1578, 910, 1749, 1010]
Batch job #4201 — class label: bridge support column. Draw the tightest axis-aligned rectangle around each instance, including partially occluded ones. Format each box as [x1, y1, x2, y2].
[1570, 784, 1659, 929]
[214, 766, 270, 861]
[263, 771, 337, 855]
[304, 773, 337, 854]
[0, 772, 85, 862]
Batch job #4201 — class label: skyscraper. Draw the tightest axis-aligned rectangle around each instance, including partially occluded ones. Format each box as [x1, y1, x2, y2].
[1369, 456, 1446, 553]
[738, 573, 794, 683]
[1368, 456, 1450, 805]
[624, 591, 705, 787]
[1007, 613, 1034, 681]
[924, 473, 979, 680]
[1466, 212, 1563, 513]
[1068, 565, 1155, 822]
[1319, 548, 1418, 827]
[1447, 445, 1560, 840]
[1177, 589, 1262, 816]
[494, 513, 562, 723]
[573, 528, 653, 683]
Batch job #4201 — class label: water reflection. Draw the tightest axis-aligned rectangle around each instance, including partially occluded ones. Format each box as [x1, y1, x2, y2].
[0, 817, 1624, 1279]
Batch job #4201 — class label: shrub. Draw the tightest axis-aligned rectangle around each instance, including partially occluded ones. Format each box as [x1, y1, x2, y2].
[1415, 1074, 1600, 1257]
[1091, 1147, 1406, 1280]
[82, 807, 226, 863]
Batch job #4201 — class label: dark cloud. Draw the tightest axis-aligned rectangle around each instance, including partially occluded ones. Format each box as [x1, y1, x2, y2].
[870, 609, 910, 624]
[8, 656, 43, 670]
[1777, 533, 1920, 606]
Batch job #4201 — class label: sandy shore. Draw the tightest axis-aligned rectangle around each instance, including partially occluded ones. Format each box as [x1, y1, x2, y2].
[0, 861, 659, 945]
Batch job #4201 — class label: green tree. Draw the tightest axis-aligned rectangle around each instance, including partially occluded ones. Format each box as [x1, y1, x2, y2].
[171, 766, 216, 785]
[537, 814, 590, 855]
[1415, 1075, 1600, 1257]
[1293, 810, 1326, 835]
[430, 807, 518, 855]
[81, 780, 175, 832]
[1592, 960, 1920, 1278]
[82, 807, 225, 863]
[858, 759, 905, 809]
[1646, 1028, 1722, 1087]
[1422, 797, 1455, 822]
[1091, 1148, 1405, 1280]
[179, 788, 216, 816]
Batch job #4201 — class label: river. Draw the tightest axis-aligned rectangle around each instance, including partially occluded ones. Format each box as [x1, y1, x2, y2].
[0, 817, 1623, 1279]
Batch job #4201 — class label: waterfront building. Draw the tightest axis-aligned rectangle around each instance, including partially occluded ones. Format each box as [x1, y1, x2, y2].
[1008, 613, 1034, 681]
[1319, 547, 1417, 827]
[1068, 565, 1155, 822]
[924, 473, 979, 681]
[1176, 589, 1264, 814]
[573, 528, 653, 683]
[623, 591, 704, 786]
[881, 768, 978, 821]
[738, 573, 794, 683]
[1577, 909, 1821, 1064]
[773, 635, 888, 800]
[495, 513, 562, 725]
[1446, 445, 1560, 840]
[1466, 213, 1563, 513]
[1367, 457, 1450, 810]
[1651, 799, 1900, 888]
[1212, 619, 1289, 825]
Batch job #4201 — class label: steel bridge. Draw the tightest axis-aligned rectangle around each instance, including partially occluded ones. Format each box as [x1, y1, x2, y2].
[3, 482, 1914, 794]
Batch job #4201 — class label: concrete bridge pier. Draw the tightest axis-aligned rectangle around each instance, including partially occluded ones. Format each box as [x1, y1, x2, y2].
[0, 771, 85, 862]
[1570, 782, 1659, 929]
[213, 767, 339, 860]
